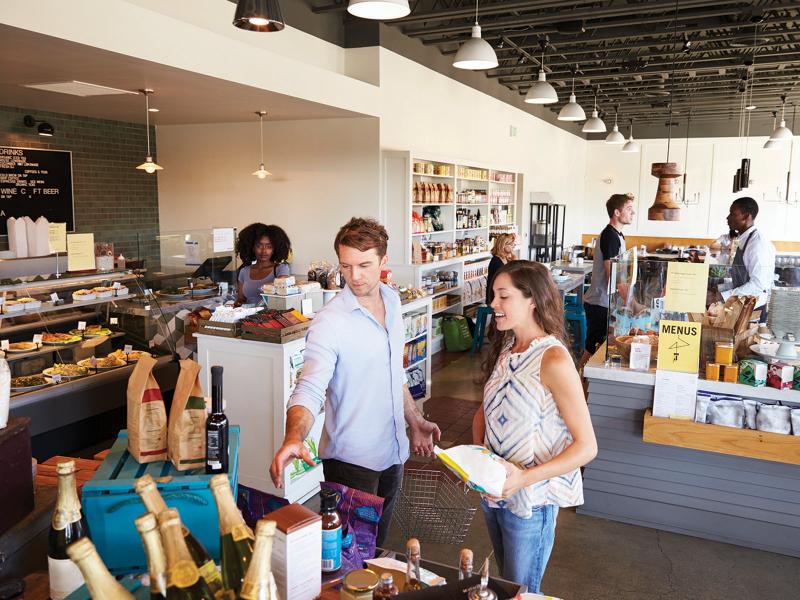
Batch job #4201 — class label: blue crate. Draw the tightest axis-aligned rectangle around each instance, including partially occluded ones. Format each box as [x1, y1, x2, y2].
[81, 426, 240, 575]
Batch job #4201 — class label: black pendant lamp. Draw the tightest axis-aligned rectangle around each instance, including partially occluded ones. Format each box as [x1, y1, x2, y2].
[233, 0, 285, 32]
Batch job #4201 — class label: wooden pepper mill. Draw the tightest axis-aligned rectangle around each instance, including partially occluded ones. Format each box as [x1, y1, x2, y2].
[648, 162, 683, 221]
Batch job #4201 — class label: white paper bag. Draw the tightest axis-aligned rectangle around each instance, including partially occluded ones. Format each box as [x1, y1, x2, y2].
[0, 358, 10, 429]
[7, 217, 28, 258]
[34, 216, 50, 256]
[24, 216, 36, 257]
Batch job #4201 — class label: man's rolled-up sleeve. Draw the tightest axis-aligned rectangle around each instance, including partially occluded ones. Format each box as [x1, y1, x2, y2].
[287, 317, 338, 416]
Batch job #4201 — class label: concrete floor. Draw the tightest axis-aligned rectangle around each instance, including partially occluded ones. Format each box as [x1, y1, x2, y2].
[382, 353, 800, 600]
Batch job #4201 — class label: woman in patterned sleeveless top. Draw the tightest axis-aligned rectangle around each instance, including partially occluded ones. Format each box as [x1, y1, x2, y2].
[472, 260, 597, 593]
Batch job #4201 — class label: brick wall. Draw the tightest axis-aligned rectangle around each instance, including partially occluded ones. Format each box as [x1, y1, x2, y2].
[0, 105, 160, 265]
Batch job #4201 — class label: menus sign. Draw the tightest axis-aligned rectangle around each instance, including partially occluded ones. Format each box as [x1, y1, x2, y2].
[656, 319, 702, 373]
[0, 147, 75, 235]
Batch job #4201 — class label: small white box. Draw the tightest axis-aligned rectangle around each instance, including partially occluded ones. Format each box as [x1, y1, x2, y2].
[275, 275, 296, 287]
[267, 504, 321, 600]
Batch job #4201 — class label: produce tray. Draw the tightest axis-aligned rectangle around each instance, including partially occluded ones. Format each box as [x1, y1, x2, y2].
[241, 320, 310, 344]
[197, 319, 242, 338]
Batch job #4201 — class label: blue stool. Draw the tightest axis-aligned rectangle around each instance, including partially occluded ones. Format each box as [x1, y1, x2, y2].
[564, 302, 587, 352]
[471, 306, 494, 355]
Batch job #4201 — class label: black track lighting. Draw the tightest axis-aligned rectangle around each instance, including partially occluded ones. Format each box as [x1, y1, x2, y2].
[23, 115, 55, 137]
[233, 0, 285, 32]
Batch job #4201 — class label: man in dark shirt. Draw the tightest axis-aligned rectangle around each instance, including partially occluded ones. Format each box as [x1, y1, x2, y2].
[581, 193, 635, 365]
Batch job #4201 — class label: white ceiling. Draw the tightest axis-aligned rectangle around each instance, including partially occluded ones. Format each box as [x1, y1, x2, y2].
[0, 24, 364, 124]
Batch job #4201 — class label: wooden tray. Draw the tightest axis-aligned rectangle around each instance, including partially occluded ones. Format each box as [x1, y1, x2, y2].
[241, 320, 310, 344]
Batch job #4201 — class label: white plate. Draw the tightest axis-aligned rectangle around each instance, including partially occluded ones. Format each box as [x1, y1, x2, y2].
[749, 344, 800, 366]
[553, 274, 570, 283]
[72, 293, 97, 302]
[42, 367, 89, 379]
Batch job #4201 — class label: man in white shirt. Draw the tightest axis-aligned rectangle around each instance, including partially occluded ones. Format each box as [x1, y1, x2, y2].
[719, 197, 776, 321]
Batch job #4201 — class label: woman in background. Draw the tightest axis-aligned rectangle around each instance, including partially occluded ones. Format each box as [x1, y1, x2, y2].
[236, 223, 292, 305]
[486, 233, 516, 305]
[473, 260, 597, 594]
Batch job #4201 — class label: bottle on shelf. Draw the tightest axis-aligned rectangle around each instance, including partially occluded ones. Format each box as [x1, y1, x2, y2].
[66, 538, 135, 600]
[206, 365, 230, 475]
[49, 460, 89, 600]
[403, 538, 423, 592]
[373, 573, 399, 599]
[239, 520, 278, 600]
[210, 473, 254, 594]
[135, 475, 223, 595]
[135, 513, 167, 600]
[319, 489, 342, 573]
[158, 508, 216, 600]
[458, 548, 473, 580]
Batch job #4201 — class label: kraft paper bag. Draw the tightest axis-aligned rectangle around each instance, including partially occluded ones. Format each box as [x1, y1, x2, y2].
[126, 355, 167, 463]
[168, 359, 207, 471]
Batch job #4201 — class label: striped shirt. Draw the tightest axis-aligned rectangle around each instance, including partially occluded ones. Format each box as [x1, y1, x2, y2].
[483, 335, 583, 518]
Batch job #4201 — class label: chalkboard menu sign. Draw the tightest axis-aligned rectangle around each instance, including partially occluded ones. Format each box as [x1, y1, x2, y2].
[0, 146, 75, 236]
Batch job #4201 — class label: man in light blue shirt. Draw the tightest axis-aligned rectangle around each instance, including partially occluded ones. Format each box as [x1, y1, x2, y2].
[270, 217, 440, 545]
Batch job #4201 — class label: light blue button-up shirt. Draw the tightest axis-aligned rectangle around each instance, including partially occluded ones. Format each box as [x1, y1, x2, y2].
[287, 283, 409, 471]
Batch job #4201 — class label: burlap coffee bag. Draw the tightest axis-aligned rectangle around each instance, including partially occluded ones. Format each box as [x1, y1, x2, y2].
[168, 359, 207, 471]
[127, 355, 167, 463]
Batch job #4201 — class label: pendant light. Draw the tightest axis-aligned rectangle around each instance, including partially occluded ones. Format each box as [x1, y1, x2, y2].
[764, 111, 780, 149]
[452, 1, 498, 70]
[621, 119, 640, 153]
[524, 40, 558, 104]
[605, 106, 625, 143]
[558, 67, 586, 122]
[233, 0, 285, 32]
[252, 111, 271, 179]
[135, 89, 162, 174]
[582, 89, 606, 133]
[347, 0, 410, 20]
[769, 95, 793, 142]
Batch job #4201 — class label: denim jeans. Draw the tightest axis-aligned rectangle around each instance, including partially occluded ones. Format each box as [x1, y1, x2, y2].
[481, 501, 559, 594]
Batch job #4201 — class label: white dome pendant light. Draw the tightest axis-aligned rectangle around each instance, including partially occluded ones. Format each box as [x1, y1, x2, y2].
[252, 111, 272, 179]
[582, 89, 607, 133]
[622, 119, 641, 153]
[769, 95, 793, 142]
[135, 89, 163, 174]
[558, 67, 586, 122]
[347, 0, 410, 20]
[605, 105, 626, 143]
[764, 111, 780, 149]
[452, 0, 498, 70]
[524, 40, 558, 104]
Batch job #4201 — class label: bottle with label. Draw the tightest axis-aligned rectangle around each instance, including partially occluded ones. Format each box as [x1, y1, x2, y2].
[373, 573, 399, 599]
[66, 538, 135, 600]
[135, 475, 223, 595]
[319, 489, 342, 573]
[158, 509, 215, 600]
[210, 474, 254, 594]
[403, 538, 423, 592]
[135, 513, 167, 600]
[206, 365, 229, 474]
[239, 520, 278, 600]
[458, 548, 473, 580]
[48, 460, 88, 600]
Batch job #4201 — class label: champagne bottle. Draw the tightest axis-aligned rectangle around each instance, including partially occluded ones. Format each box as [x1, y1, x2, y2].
[403, 538, 423, 592]
[458, 548, 473, 580]
[135, 475, 223, 595]
[239, 520, 278, 600]
[48, 460, 88, 600]
[135, 513, 167, 600]
[210, 473, 254, 595]
[205, 365, 229, 475]
[158, 509, 215, 600]
[66, 538, 135, 599]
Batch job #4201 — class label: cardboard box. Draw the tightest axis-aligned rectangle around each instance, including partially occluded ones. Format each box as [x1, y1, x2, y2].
[739, 359, 767, 387]
[794, 366, 800, 391]
[768, 363, 794, 390]
[267, 504, 322, 600]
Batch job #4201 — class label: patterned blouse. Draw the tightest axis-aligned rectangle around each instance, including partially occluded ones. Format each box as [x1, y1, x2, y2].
[483, 335, 584, 518]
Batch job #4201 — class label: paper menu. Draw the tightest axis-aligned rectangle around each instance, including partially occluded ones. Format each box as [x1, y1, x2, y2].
[652, 369, 698, 419]
[664, 262, 709, 313]
[212, 227, 235, 253]
[67, 233, 96, 271]
[48, 223, 67, 253]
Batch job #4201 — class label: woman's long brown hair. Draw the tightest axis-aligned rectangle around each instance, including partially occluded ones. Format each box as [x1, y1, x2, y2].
[481, 260, 569, 384]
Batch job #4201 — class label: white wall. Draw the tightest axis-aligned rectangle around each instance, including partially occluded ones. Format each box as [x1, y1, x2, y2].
[584, 136, 800, 243]
[157, 118, 380, 271]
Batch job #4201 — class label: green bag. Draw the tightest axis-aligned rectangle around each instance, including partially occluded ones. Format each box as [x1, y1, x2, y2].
[442, 315, 473, 352]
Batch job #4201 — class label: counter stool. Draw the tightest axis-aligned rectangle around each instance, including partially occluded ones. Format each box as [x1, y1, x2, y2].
[564, 301, 587, 353]
[470, 306, 494, 355]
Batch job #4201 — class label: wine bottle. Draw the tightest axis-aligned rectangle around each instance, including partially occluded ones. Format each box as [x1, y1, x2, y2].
[210, 473, 254, 595]
[135, 475, 223, 595]
[66, 538, 135, 599]
[239, 520, 278, 600]
[458, 548, 473, 580]
[48, 460, 88, 600]
[158, 509, 215, 600]
[135, 513, 167, 600]
[206, 365, 229, 475]
[403, 538, 423, 592]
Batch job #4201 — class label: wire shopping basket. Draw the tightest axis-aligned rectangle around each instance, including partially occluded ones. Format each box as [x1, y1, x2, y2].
[393, 468, 477, 545]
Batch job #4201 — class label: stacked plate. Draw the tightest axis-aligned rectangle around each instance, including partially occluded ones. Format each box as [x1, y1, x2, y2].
[768, 287, 800, 341]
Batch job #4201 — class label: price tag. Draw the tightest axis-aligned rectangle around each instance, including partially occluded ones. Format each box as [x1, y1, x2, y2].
[33, 334, 43, 345]
[653, 297, 666, 311]
[52, 374, 62, 384]
[110, 317, 119, 325]
[144, 304, 151, 311]
[124, 344, 133, 355]
[148, 339, 156, 348]
[145, 288, 153, 297]
[219, 282, 229, 294]
[112, 282, 121, 289]
[1, 340, 8, 351]
[0, 297, 5, 307]
[90, 356, 97, 368]
[77, 321, 87, 331]
[50, 293, 59, 303]
[188, 279, 194, 290]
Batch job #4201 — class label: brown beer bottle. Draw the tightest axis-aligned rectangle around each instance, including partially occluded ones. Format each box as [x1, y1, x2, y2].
[158, 509, 215, 600]
[403, 538, 423, 592]
[135, 474, 223, 595]
[210, 474, 254, 595]
[66, 538, 135, 599]
[135, 513, 167, 600]
[239, 520, 278, 600]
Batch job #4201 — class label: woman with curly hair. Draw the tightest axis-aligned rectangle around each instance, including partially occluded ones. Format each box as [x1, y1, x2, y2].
[235, 223, 292, 305]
